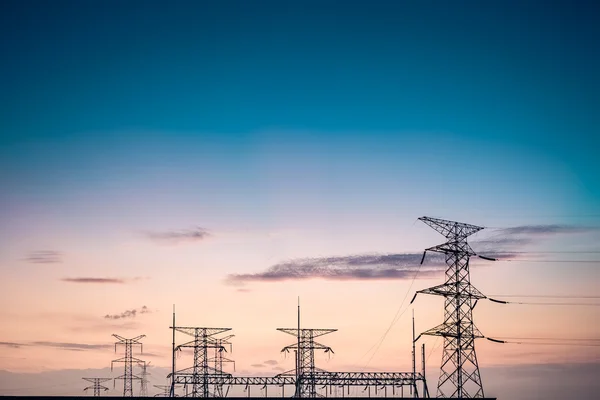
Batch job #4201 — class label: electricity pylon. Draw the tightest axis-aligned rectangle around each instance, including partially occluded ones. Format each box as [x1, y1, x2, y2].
[210, 334, 235, 397]
[140, 361, 151, 396]
[111, 334, 146, 397]
[413, 216, 489, 398]
[172, 327, 231, 397]
[278, 301, 336, 398]
[82, 377, 111, 397]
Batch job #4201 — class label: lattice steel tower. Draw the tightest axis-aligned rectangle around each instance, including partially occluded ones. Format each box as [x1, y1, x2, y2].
[210, 334, 235, 397]
[82, 377, 111, 397]
[415, 216, 488, 398]
[140, 361, 151, 397]
[278, 301, 336, 398]
[111, 334, 146, 397]
[172, 327, 231, 397]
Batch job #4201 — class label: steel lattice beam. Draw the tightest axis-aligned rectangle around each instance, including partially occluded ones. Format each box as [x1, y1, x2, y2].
[172, 373, 424, 387]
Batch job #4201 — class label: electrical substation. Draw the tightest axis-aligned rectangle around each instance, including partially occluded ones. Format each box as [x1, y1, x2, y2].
[1, 217, 502, 399]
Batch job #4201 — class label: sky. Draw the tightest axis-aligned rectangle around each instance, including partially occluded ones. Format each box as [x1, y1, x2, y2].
[0, 0, 599, 398]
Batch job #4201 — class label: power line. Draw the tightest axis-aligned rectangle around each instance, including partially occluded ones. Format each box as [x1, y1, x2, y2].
[357, 262, 422, 371]
[495, 337, 600, 342]
[486, 251, 600, 254]
[489, 295, 600, 299]
[506, 302, 600, 306]
[500, 341, 600, 347]
[496, 260, 600, 263]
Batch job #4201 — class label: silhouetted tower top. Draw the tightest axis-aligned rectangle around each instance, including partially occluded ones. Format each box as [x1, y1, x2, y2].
[82, 377, 111, 397]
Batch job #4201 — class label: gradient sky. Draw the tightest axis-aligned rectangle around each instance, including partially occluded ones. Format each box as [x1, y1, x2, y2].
[0, 1, 599, 398]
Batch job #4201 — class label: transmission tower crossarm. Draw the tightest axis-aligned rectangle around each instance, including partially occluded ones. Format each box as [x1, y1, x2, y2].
[416, 282, 487, 299]
[277, 328, 337, 338]
[113, 334, 145, 342]
[418, 216, 484, 239]
[173, 327, 231, 337]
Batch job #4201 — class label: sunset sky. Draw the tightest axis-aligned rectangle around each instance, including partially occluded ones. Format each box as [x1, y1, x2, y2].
[0, 0, 599, 398]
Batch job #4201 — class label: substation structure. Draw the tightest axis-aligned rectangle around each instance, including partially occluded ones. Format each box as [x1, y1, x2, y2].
[167, 308, 429, 398]
[161, 216, 499, 399]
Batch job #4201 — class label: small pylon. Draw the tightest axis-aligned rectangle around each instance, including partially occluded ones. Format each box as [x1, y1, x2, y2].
[111, 334, 146, 397]
[170, 327, 232, 397]
[210, 334, 235, 397]
[277, 300, 336, 398]
[82, 377, 111, 397]
[140, 361, 151, 396]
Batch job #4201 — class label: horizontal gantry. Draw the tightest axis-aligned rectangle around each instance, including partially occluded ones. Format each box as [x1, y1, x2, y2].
[173, 372, 424, 387]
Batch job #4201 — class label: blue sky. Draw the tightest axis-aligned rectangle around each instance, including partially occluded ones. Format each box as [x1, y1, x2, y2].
[2, 1, 599, 233]
[0, 1, 599, 398]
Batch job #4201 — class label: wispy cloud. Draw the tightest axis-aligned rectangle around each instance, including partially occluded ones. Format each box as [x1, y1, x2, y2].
[139, 352, 165, 358]
[263, 360, 278, 366]
[146, 227, 211, 243]
[0, 342, 25, 349]
[227, 224, 591, 286]
[31, 342, 111, 351]
[61, 277, 145, 284]
[494, 225, 599, 235]
[104, 306, 152, 320]
[226, 253, 446, 285]
[69, 321, 140, 333]
[473, 224, 600, 252]
[251, 364, 265, 368]
[25, 250, 62, 264]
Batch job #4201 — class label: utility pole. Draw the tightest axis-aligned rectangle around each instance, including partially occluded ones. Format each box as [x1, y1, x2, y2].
[82, 377, 111, 397]
[412, 310, 418, 398]
[170, 305, 176, 398]
[111, 334, 146, 397]
[412, 216, 491, 398]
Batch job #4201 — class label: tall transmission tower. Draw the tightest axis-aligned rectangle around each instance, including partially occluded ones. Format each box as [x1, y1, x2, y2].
[140, 361, 151, 397]
[82, 377, 111, 397]
[171, 327, 232, 397]
[413, 216, 489, 398]
[277, 301, 336, 398]
[111, 334, 146, 397]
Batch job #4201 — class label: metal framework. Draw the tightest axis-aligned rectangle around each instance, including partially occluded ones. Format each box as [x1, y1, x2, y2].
[111, 334, 146, 397]
[167, 302, 429, 398]
[169, 327, 232, 397]
[171, 372, 426, 394]
[140, 361, 151, 397]
[154, 385, 171, 397]
[82, 377, 111, 397]
[413, 216, 489, 398]
[277, 327, 336, 398]
[210, 335, 236, 397]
